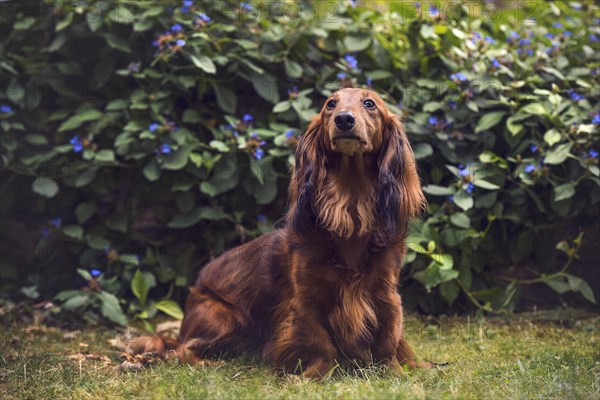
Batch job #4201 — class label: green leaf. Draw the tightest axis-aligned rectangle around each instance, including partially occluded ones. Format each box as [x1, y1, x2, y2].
[143, 159, 161, 181]
[74, 168, 98, 188]
[76, 202, 96, 224]
[422, 185, 454, 196]
[273, 101, 291, 113]
[32, 177, 59, 198]
[155, 300, 184, 320]
[104, 33, 131, 52]
[413, 261, 459, 289]
[284, 59, 303, 78]
[453, 191, 474, 211]
[77, 268, 92, 281]
[472, 179, 500, 190]
[200, 182, 217, 197]
[58, 110, 103, 131]
[440, 280, 460, 305]
[412, 143, 433, 160]
[119, 254, 139, 266]
[14, 17, 36, 30]
[450, 212, 470, 229]
[168, 207, 227, 228]
[24, 134, 48, 145]
[343, 34, 371, 51]
[553, 182, 576, 202]
[163, 147, 190, 170]
[475, 111, 506, 133]
[97, 291, 127, 325]
[506, 115, 523, 136]
[190, 54, 216, 74]
[63, 295, 90, 310]
[106, 213, 127, 233]
[543, 129, 561, 146]
[544, 143, 572, 165]
[209, 140, 230, 152]
[62, 225, 83, 240]
[520, 103, 547, 116]
[564, 274, 596, 303]
[94, 149, 115, 162]
[213, 83, 237, 114]
[131, 269, 149, 307]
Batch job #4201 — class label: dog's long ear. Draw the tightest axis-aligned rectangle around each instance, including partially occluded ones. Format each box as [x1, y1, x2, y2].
[287, 115, 327, 233]
[377, 115, 426, 238]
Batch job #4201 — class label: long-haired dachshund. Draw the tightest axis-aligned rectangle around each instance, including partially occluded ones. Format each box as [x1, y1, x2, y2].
[128, 87, 428, 378]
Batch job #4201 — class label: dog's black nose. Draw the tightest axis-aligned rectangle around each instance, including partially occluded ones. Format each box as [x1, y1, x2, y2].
[334, 112, 355, 131]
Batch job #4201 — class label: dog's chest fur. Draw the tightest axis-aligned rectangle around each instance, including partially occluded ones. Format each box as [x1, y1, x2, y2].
[327, 236, 378, 360]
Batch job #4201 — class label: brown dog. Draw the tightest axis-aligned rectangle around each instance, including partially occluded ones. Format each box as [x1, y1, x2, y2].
[128, 88, 427, 378]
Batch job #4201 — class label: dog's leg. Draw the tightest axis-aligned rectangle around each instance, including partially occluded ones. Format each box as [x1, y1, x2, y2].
[273, 308, 338, 379]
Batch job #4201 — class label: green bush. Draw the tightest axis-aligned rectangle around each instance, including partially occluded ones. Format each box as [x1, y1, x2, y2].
[1, 0, 598, 324]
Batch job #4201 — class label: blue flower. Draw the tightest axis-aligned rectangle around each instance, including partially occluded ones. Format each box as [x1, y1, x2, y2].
[90, 269, 102, 277]
[254, 148, 264, 160]
[337, 72, 347, 79]
[344, 54, 358, 70]
[590, 34, 599, 42]
[149, 122, 159, 132]
[484, 36, 496, 44]
[70, 136, 83, 153]
[564, 31, 573, 37]
[159, 143, 172, 154]
[428, 116, 438, 126]
[0, 105, 12, 113]
[508, 31, 520, 40]
[241, 2, 253, 10]
[492, 58, 501, 68]
[530, 144, 538, 153]
[196, 12, 211, 23]
[567, 89, 585, 101]
[544, 33, 554, 39]
[243, 114, 254, 124]
[50, 217, 62, 228]
[446, 195, 454, 203]
[257, 214, 267, 222]
[171, 24, 183, 32]
[524, 164, 536, 173]
[552, 22, 563, 28]
[286, 130, 295, 138]
[429, 5, 439, 17]
[450, 72, 468, 82]
[366, 77, 373, 87]
[181, 0, 192, 13]
[518, 38, 532, 46]
[448, 100, 457, 109]
[459, 166, 470, 177]
[466, 183, 475, 193]
[592, 115, 600, 125]
[176, 39, 186, 46]
[473, 32, 482, 40]
[590, 150, 599, 158]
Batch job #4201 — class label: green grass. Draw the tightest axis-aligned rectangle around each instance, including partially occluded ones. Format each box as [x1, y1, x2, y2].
[1, 309, 599, 399]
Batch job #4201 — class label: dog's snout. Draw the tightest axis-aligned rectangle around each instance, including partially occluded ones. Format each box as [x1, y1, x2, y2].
[334, 112, 355, 131]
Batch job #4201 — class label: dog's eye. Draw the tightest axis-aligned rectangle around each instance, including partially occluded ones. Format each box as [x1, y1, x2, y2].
[364, 99, 376, 109]
[326, 100, 337, 109]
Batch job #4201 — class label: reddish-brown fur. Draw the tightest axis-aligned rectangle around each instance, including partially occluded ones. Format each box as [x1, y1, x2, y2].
[127, 88, 427, 378]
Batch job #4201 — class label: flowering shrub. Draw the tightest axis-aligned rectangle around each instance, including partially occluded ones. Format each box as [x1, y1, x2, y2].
[0, 0, 598, 323]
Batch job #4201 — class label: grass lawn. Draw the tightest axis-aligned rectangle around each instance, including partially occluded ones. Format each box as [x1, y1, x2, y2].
[1, 309, 599, 399]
